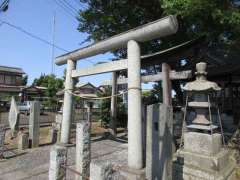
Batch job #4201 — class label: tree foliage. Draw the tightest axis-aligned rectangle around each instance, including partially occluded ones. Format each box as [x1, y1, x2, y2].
[97, 86, 127, 127]
[77, 0, 240, 104]
[78, 0, 240, 55]
[22, 75, 28, 86]
[32, 74, 64, 106]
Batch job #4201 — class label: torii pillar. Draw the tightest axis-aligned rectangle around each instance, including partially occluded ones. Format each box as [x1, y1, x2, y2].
[127, 40, 143, 169]
[109, 71, 117, 137]
[60, 59, 76, 144]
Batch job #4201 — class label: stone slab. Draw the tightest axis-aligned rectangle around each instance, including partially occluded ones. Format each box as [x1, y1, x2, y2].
[8, 97, 20, 136]
[173, 161, 236, 180]
[184, 132, 222, 155]
[187, 124, 218, 131]
[177, 148, 230, 172]
[146, 103, 173, 180]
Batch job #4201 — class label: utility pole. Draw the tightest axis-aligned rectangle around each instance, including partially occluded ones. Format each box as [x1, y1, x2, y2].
[51, 12, 56, 75]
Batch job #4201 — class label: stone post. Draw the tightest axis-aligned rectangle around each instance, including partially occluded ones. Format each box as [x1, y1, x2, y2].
[142, 104, 147, 166]
[18, 132, 29, 150]
[0, 124, 6, 158]
[109, 71, 117, 137]
[50, 127, 58, 144]
[75, 121, 91, 180]
[146, 103, 173, 180]
[127, 40, 143, 169]
[49, 145, 67, 180]
[8, 96, 20, 137]
[29, 101, 40, 148]
[61, 59, 76, 144]
[162, 63, 172, 106]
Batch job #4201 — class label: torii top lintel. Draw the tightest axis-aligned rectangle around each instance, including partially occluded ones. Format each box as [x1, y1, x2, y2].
[55, 15, 178, 66]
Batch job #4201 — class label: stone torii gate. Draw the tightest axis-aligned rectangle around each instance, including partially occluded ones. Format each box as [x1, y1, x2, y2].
[55, 15, 178, 172]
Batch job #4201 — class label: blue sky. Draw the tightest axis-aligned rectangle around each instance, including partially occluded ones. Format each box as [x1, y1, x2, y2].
[0, 0, 153, 89]
[0, 0, 115, 86]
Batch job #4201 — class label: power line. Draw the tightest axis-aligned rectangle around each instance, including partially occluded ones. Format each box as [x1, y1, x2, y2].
[0, 19, 68, 52]
[56, 0, 78, 17]
[0, 0, 9, 12]
[53, 0, 77, 20]
[58, 0, 77, 15]
[0, 19, 95, 64]
[62, 0, 79, 13]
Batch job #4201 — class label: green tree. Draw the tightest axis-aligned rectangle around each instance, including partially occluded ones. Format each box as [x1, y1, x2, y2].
[32, 74, 64, 106]
[77, 0, 240, 103]
[97, 86, 127, 127]
[78, 0, 240, 52]
[22, 75, 28, 86]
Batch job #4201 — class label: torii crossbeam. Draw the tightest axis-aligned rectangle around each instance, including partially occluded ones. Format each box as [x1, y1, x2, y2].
[56, 15, 178, 171]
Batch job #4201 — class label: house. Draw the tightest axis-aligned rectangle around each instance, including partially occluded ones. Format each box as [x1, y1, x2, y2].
[57, 82, 102, 108]
[0, 65, 25, 101]
[20, 86, 47, 101]
[0, 65, 46, 104]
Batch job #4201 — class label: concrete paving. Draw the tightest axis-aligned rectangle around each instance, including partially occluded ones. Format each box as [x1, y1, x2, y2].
[0, 139, 127, 180]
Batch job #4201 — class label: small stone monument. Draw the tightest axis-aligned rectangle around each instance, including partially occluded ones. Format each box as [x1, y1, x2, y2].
[29, 101, 40, 148]
[8, 97, 20, 137]
[0, 124, 6, 158]
[18, 131, 29, 150]
[173, 62, 236, 180]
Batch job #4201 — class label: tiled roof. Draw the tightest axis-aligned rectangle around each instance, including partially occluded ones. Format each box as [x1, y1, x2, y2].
[0, 65, 25, 74]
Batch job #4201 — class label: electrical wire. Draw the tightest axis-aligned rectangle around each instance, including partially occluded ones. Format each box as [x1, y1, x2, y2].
[53, 0, 77, 20]
[62, 0, 79, 13]
[0, 19, 68, 52]
[0, 19, 95, 64]
[57, 0, 78, 16]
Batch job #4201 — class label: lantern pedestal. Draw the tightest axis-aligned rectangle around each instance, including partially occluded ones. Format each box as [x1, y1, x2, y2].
[173, 62, 236, 180]
[173, 132, 236, 180]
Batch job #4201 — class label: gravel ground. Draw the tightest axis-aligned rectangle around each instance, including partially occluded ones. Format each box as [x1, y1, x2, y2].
[0, 139, 127, 180]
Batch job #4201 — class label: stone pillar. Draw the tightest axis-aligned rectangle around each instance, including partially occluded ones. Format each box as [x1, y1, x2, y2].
[146, 103, 173, 180]
[61, 59, 76, 144]
[75, 121, 91, 180]
[50, 127, 58, 144]
[142, 104, 147, 166]
[0, 124, 6, 158]
[18, 132, 29, 150]
[162, 63, 172, 106]
[109, 71, 117, 137]
[49, 145, 67, 180]
[127, 40, 143, 169]
[29, 101, 40, 148]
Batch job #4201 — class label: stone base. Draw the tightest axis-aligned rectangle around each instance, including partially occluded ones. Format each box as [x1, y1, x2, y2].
[177, 149, 230, 172]
[90, 162, 145, 180]
[118, 167, 145, 180]
[173, 132, 236, 180]
[173, 161, 236, 180]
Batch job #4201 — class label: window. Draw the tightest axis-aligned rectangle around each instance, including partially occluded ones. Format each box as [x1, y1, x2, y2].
[0, 75, 4, 84]
[5, 75, 11, 84]
[11, 76, 16, 85]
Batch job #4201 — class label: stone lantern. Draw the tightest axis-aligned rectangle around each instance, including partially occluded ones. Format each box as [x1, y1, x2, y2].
[183, 62, 221, 131]
[173, 62, 236, 180]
